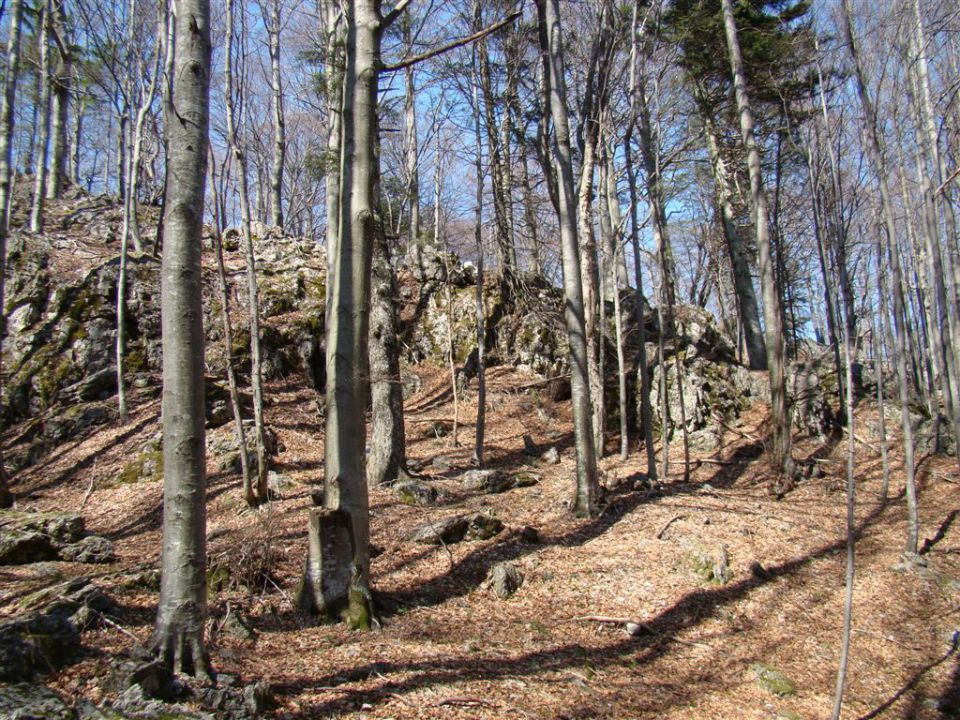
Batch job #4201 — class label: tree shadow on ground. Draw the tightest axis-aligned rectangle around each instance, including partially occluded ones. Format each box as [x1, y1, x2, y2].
[274, 493, 896, 718]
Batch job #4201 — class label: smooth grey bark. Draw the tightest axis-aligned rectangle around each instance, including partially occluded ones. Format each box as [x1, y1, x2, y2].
[699, 105, 767, 370]
[302, 0, 380, 627]
[29, 1, 51, 233]
[843, 0, 919, 555]
[538, 0, 599, 517]
[721, 0, 791, 476]
[0, 0, 24, 508]
[263, 0, 285, 228]
[603, 144, 628, 461]
[471, 39, 486, 466]
[225, 0, 269, 504]
[626, 4, 656, 478]
[45, 1, 71, 199]
[70, 87, 84, 186]
[152, 0, 212, 677]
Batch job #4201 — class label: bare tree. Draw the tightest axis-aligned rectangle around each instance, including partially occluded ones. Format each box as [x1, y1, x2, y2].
[721, 0, 792, 478]
[151, 0, 212, 677]
[538, 0, 599, 517]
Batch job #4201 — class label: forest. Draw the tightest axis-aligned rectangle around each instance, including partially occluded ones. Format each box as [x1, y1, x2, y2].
[0, 0, 959, 717]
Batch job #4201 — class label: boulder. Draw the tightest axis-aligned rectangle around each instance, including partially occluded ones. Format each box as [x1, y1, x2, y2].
[408, 516, 469, 545]
[460, 468, 511, 494]
[0, 613, 81, 681]
[0, 530, 57, 565]
[394, 481, 438, 506]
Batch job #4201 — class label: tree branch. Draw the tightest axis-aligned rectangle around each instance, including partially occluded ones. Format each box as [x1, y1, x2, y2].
[381, 0, 415, 29]
[380, 11, 521, 73]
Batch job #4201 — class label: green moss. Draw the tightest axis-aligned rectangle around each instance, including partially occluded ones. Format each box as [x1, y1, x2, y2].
[207, 564, 231, 595]
[126, 347, 147, 374]
[345, 586, 374, 630]
[751, 662, 797, 697]
[114, 450, 163, 486]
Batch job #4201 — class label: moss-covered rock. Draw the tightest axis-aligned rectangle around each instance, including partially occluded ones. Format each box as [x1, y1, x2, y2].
[751, 662, 797, 697]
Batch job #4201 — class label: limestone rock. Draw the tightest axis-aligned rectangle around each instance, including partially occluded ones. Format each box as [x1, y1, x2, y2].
[0, 530, 57, 565]
[394, 481, 438, 506]
[59, 535, 115, 564]
[489, 562, 524, 599]
[461, 468, 511, 494]
[408, 516, 469, 545]
[0, 683, 75, 719]
[540, 446, 561, 465]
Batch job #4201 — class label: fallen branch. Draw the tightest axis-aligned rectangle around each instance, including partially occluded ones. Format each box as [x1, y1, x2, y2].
[843, 426, 881, 454]
[656, 514, 686, 540]
[436, 697, 498, 709]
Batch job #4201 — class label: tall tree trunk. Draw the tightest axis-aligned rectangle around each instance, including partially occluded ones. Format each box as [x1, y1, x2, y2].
[721, 0, 792, 477]
[0, 0, 25, 508]
[29, 1, 51, 233]
[209, 152, 253, 503]
[45, 1, 70, 199]
[471, 39, 486, 466]
[402, 15, 419, 270]
[299, 0, 378, 627]
[70, 88, 84, 187]
[152, 0, 212, 678]
[626, 4, 656, 478]
[265, 0, 285, 228]
[842, 0, 919, 556]
[538, 0, 599, 518]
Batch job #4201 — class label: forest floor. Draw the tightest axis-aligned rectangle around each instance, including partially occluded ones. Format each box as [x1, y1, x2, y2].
[2, 363, 959, 720]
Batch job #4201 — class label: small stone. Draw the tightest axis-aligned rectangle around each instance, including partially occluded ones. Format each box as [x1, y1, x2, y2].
[489, 561, 524, 599]
[625, 622, 649, 637]
[408, 516, 469, 545]
[540, 446, 561, 465]
[461, 468, 511, 494]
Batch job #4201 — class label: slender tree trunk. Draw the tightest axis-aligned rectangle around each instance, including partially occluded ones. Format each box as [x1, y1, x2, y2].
[209, 154, 252, 502]
[70, 88, 84, 187]
[471, 41, 486, 466]
[602, 139, 628, 460]
[538, 0, 599, 517]
[0, 0, 25, 508]
[151, 0, 212, 678]
[402, 16, 419, 269]
[225, 0, 269, 504]
[843, 0, 919, 556]
[265, 0, 285, 228]
[29, 2, 51, 233]
[626, 6, 656, 478]
[721, 0, 791, 477]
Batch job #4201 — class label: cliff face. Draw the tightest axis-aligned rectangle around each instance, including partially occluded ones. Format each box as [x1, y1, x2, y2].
[2, 189, 800, 472]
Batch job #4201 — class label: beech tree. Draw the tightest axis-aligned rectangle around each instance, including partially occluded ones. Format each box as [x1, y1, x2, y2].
[152, 0, 213, 676]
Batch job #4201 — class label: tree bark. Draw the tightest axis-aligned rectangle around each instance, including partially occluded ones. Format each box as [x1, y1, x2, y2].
[29, 1, 52, 233]
[0, 0, 25, 508]
[265, 0, 286, 228]
[721, 0, 792, 477]
[152, 0, 212, 678]
[303, 0, 379, 626]
[538, 0, 599, 517]
[45, 1, 71, 199]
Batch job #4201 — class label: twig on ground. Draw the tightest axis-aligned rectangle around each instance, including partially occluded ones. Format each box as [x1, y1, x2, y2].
[436, 696, 498, 708]
[852, 628, 921, 650]
[96, 612, 142, 643]
[656, 514, 686, 540]
[78, 471, 96, 511]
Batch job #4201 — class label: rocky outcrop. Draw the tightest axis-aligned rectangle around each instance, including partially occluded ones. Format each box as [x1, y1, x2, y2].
[0, 511, 114, 565]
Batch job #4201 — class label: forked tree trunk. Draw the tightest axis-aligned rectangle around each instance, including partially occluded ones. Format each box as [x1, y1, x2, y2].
[0, 0, 25, 509]
[538, 0, 599, 517]
[843, 0, 919, 556]
[721, 0, 792, 477]
[299, 0, 378, 627]
[151, 0, 212, 678]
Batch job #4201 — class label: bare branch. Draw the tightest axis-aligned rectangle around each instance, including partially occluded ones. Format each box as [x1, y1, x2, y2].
[380, 11, 521, 73]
